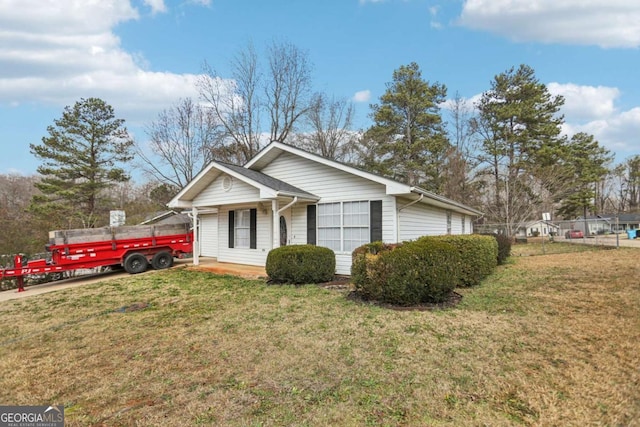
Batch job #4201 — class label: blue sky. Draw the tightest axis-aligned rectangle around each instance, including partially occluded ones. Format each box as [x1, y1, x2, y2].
[0, 0, 638, 178]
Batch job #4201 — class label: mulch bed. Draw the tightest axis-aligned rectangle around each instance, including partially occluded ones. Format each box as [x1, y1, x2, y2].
[345, 290, 463, 311]
[317, 276, 463, 311]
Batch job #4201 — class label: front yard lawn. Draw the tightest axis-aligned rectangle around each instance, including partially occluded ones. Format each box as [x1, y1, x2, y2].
[1, 247, 638, 426]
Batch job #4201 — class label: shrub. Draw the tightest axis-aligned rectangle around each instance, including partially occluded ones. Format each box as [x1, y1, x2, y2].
[419, 235, 498, 287]
[352, 240, 461, 305]
[351, 241, 398, 295]
[492, 233, 512, 265]
[266, 245, 335, 284]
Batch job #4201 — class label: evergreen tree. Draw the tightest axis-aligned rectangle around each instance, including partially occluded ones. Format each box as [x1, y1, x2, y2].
[30, 98, 134, 228]
[363, 62, 449, 191]
[474, 64, 565, 234]
[557, 132, 612, 219]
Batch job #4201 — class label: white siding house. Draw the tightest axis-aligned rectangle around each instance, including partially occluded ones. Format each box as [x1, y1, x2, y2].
[168, 141, 482, 275]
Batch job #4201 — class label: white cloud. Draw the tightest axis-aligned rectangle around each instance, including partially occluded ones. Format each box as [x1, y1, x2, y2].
[0, 0, 206, 124]
[458, 0, 640, 48]
[547, 83, 620, 121]
[448, 85, 640, 160]
[547, 82, 639, 156]
[144, 0, 167, 14]
[562, 107, 640, 157]
[353, 90, 371, 103]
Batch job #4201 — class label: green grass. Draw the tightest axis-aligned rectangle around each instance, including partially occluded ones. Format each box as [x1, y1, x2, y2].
[0, 251, 639, 426]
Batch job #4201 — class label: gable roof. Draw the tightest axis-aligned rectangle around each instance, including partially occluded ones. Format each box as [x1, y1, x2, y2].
[246, 141, 483, 216]
[220, 162, 318, 199]
[169, 141, 483, 216]
[168, 159, 319, 208]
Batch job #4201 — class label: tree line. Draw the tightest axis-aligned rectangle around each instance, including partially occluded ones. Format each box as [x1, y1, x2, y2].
[2, 40, 639, 256]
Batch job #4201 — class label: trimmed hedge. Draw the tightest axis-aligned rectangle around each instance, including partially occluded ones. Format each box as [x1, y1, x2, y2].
[418, 235, 498, 287]
[352, 239, 461, 305]
[482, 233, 512, 265]
[266, 245, 335, 284]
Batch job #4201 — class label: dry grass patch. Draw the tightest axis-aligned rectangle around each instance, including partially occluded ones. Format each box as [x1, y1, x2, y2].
[1, 251, 638, 426]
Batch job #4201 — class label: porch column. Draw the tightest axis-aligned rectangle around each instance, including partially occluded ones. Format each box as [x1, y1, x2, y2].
[272, 199, 279, 249]
[192, 206, 200, 266]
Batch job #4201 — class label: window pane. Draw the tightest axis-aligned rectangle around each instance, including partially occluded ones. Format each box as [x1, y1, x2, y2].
[344, 227, 369, 252]
[318, 227, 341, 251]
[234, 209, 250, 248]
[344, 201, 369, 226]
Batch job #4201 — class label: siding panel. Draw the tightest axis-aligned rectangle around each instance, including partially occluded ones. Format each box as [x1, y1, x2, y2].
[194, 174, 260, 206]
[398, 199, 448, 241]
[217, 204, 272, 266]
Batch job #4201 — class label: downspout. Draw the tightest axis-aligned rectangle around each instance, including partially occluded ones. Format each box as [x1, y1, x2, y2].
[396, 193, 424, 242]
[273, 196, 298, 248]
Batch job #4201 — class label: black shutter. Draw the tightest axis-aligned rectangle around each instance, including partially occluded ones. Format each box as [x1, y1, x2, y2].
[370, 200, 382, 242]
[307, 205, 316, 245]
[228, 210, 235, 248]
[250, 208, 257, 249]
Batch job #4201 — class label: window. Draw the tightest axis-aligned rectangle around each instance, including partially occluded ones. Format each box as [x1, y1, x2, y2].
[461, 215, 466, 234]
[343, 201, 369, 251]
[318, 202, 341, 251]
[446, 211, 452, 235]
[317, 201, 370, 252]
[234, 209, 251, 248]
[228, 209, 257, 249]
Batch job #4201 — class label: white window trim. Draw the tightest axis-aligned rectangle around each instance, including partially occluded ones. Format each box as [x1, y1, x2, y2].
[317, 201, 370, 253]
[234, 209, 250, 249]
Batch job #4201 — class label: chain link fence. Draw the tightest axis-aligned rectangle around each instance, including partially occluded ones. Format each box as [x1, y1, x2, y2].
[475, 217, 640, 254]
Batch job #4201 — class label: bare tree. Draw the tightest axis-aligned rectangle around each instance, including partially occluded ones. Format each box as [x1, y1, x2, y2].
[265, 40, 313, 143]
[441, 92, 479, 203]
[292, 93, 357, 161]
[137, 98, 221, 189]
[0, 174, 50, 255]
[198, 43, 262, 165]
[198, 40, 313, 164]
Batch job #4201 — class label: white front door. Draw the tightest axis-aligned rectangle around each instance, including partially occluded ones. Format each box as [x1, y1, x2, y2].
[200, 214, 218, 257]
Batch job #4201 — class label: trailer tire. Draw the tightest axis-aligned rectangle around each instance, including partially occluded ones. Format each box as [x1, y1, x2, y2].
[124, 253, 148, 274]
[151, 251, 174, 270]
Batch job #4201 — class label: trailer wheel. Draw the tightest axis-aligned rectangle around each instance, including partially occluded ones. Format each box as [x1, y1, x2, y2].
[151, 251, 174, 270]
[124, 253, 148, 274]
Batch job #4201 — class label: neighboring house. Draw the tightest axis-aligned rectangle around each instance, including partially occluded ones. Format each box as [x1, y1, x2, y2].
[517, 220, 559, 237]
[168, 141, 482, 275]
[566, 215, 612, 236]
[604, 213, 640, 233]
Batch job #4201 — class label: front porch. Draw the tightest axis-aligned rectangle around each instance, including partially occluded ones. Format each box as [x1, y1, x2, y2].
[186, 257, 267, 280]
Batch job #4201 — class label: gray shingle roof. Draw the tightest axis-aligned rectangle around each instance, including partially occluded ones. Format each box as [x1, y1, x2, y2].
[219, 162, 318, 199]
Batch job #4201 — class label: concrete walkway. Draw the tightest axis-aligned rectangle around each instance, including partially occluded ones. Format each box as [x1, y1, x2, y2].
[0, 258, 267, 303]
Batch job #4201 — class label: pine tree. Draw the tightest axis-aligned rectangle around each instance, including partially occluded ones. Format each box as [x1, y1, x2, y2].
[557, 132, 612, 219]
[363, 63, 449, 191]
[474, 64, 565, 234]
[30, 98, 134, 228]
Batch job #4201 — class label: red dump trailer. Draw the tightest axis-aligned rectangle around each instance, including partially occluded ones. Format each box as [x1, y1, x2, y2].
[1, 223, 193, 292]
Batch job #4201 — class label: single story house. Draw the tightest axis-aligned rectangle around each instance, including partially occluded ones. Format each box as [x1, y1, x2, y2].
[517, 220, 560, 237]
[168, 141, 482, 275]
[560, 215, 611, 236]
[603, 213, 640, 233]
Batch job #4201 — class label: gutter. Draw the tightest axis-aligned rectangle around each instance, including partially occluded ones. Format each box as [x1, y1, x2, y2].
[410, 186, 483, 216]
[397, 194, 424, 212]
